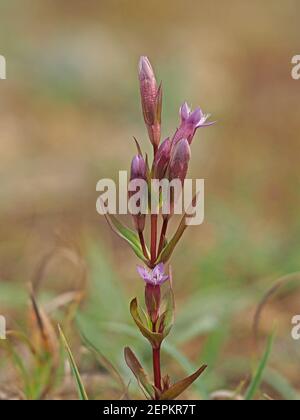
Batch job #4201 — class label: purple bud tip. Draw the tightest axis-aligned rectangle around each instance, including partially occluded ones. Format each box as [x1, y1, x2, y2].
[180, 102, 191, 122]
[137, 263, 169, 286]
[130, 154, 146, 180]
[138, 56, 155, 82]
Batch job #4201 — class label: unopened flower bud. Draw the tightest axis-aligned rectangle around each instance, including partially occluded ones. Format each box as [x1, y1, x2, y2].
[168, 138, 191, 184]
[138, 56, 162, 149]
[145, 284, 161, 324]
[153, 138, 171, 180]
[130, 154, 147, 181]
[129, 155, 147, 233]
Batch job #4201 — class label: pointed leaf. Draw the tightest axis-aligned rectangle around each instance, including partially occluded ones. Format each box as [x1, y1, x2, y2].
[244, 333, 274, 400]
[156, 193, 199, 264]
[29, 290, 59, 361]
[160, 364, 207, 400]
[157, 285, 175, 338]
[124, 347, 154, 399]
[58, 325, 88, 400]
[130, 298, 163, 349]
[133, 136, 143, 156]
[102, 208, 148, 263]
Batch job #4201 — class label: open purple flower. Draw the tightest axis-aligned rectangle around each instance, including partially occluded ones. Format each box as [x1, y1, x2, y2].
[137, 263, 169, 286]
[172, 102, 214, 145]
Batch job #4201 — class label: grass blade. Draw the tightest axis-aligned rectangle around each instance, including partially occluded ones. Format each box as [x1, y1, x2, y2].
[58, 325, 88, 400]
[244, 333, 274, 400]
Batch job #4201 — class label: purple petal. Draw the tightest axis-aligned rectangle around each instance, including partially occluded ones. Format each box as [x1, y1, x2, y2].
[153, 263, 165, 276]
[158, 274, 169, 285]
[180, 102, 190, 122]
[188, 108, 202, 126]
[198, 121, 216, 128]
[152, 263, 169, 285]
[138, 56, 154, 82]
[137, 266, 151, 283]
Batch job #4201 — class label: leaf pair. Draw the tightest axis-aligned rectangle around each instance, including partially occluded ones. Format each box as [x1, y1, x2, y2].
[124, 346, 207, 400]
[130, 288, 174, 349]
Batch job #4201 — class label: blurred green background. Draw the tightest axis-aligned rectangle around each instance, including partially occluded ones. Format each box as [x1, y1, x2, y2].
[1, 0, 300, 399]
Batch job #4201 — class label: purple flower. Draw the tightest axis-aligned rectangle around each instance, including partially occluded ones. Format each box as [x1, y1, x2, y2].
[137, 263, 169, 286]
[172, 102, 214, 145]
[168, 138, 191, 183]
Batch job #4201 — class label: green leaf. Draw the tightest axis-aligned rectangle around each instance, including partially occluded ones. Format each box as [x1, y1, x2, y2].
[58, 325, 88, 400]
[156, 216, 187, 264]
[244, 333, 274, 400]
[156, 194, 199, 264]
[124, 347, 155, 399]
[160, 364, 207, 400]
[157, 286, 175, 338]
[130, 298, 164, 349]
[102, 210, 148, 263]
[133, 136, 143, 156]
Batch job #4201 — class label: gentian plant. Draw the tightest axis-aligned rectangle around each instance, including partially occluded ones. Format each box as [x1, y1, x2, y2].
[102, 56, 214, 400]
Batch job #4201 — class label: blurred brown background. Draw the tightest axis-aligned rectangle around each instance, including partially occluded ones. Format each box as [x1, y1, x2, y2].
[1, 0, 300, 399]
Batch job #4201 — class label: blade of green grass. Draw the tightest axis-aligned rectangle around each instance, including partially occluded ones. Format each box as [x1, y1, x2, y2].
[58, 325, 88, 401]
[244, 333, 274, 400]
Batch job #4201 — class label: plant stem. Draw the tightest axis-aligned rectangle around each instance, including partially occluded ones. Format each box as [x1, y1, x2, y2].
[138, 231, 149, 260]
[150, 214, 158, 266]
[157, 218, 169, 256]
[152, 346, 162, 396]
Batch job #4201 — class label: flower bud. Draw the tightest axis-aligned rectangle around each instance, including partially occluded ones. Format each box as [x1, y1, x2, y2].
[130, 154, 147, 181]
[153, 138, 171, 180]
[168, 138, 191, 184]
[138, 56, 162, 149]
[129, 154, 147, 233]
[145, 284, 161, 324]
[172, 102, 214, 145]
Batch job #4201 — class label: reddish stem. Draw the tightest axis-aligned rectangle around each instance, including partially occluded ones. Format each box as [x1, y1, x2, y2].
[138, 231, 149, 260]
[157, 218, 169, 256]
[152, 346, 162, 395]
[150, 214, 158, 266]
